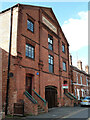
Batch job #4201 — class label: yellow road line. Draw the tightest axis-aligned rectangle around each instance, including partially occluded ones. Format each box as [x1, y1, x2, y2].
[62, 108, 88, 118]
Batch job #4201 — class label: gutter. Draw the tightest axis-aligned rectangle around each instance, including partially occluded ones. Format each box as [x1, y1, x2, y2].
[5, 7, 13, 115]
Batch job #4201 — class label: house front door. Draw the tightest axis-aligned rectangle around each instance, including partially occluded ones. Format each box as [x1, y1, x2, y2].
[26, 75, 32, 95]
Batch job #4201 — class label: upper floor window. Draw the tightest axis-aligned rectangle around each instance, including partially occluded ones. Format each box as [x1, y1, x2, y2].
[48, 34, 53, 51]
[80, 76, 82, 85]
[48, 55, 54, 73]
[86, 77, 88, 86]
[63, 61, 66, 71]
[27, 19, 34, 32]
[26, 44, 34, 59]
[76, 73, 78, 83]
[62, 43, 65, 53]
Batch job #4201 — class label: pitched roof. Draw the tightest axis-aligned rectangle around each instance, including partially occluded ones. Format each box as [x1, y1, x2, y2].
[70, 65, 90, 76]
[0, 3, 69, 45]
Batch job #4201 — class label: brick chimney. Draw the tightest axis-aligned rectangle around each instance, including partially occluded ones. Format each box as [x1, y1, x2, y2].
[85, 65, 89, 74]
[69, 54, 72, 65]
[77, 60, 82, 70]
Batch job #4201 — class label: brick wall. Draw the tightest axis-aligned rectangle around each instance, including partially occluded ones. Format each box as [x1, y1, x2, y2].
[33, 91, 48, 112]
[24, 94, 38, 115]
[63, 94, 74, 107]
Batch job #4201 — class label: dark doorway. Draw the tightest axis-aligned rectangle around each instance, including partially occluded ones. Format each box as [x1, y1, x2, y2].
[26, 75, 32, 95]
[45, 86, 57, 108]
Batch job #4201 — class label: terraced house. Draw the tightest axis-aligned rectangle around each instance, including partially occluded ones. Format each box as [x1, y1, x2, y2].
[0, 3, 89, 116]
[69, 55, 90, 101]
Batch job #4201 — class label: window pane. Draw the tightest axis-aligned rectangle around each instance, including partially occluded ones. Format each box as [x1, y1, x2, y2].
[32, 49, 34, 58]
[49, 64, 51, 72]
[49, 58, 50, 64]
[62, 44, 65, 53]
[81, 76, 82, 84]
[49, 44, 53, 50]
[27, 20, 30, 30]
[63, 62, 66, 71]
[48, 55, 54, 73]
[48, 38, 50, 42]
[26, 45, 28, 56]
[51, 58, 53, 64]
[48, 34, 53, 50]
[51, 65, 53, 73]
[26, 50, 28, 57]
[77, 74, 78, 83]
[26, 44, 34, 59]
[27, 20, 34, 32]
[30, 22, 34, 32]
[50, 39, 52, 44]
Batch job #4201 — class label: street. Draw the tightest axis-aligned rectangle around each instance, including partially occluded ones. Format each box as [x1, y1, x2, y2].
[62, 107, 90, 119]
[3, 106, 90, 120]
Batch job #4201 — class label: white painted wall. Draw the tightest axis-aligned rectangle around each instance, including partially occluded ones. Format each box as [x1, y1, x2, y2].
[0, 7, 18, 56]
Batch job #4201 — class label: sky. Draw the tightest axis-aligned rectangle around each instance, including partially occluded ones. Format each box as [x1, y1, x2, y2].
[0, 2, 88, 70]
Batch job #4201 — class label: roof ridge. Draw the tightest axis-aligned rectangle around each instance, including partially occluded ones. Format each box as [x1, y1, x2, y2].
[0, 3, 52, 14]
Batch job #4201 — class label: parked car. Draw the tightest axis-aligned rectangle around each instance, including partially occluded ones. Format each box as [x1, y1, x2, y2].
[80, 96, 90, 106]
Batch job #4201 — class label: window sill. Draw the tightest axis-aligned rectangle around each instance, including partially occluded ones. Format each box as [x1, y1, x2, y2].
[49, 71, 54, 74]
[48, 48, 53, 52]
[27, 29, 34, 33]
[62, 51, 65, 54]
[63, 70, 67, 72]
[26, 56, 35, 61]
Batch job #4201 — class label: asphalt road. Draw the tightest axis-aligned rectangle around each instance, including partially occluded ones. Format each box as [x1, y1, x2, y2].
[2, 106, 90, 120]
[61, 107, 90, 120]
[23, 106, 90, 120]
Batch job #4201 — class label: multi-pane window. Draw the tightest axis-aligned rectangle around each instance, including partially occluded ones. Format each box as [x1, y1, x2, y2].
[62, 43, 65, 53]
[80, 76, 82, 85]
[27, 19, 34, 32]
[48, 55, 54, 73]
[63, 61, 66, 71]
[26, 44, 34, 59]
[48, 34, 53, 50]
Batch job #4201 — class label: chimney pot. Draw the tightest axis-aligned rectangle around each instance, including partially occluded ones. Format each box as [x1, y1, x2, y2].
[69, 54, 72, 65]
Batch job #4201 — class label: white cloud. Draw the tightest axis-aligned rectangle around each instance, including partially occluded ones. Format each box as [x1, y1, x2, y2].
[62, 11, 88, 52]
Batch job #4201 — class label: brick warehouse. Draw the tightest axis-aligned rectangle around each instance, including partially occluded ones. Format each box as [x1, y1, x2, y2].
[0, 3, 89, 116]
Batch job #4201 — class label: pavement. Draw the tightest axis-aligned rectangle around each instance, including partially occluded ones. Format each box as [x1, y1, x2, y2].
[1, 106, 90, 120]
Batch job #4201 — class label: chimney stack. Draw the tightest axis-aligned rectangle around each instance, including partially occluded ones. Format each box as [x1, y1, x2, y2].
[69, 54, 72, 65]
[85, 65, 89, 74]
[77, 60, 82, 70]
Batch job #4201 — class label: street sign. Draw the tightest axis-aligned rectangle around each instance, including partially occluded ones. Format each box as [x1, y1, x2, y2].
[63, 84, 68, 89]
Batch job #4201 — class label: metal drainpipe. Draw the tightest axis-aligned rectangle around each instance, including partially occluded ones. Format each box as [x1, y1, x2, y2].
[58, 29, 61, 100]
[5, 7, 13, 115]
[39, 9, 41, 95]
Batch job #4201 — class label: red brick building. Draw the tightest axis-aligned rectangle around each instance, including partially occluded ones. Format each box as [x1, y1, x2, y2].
[69, 55, 90, 100]
[0, 3, 84, 116]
